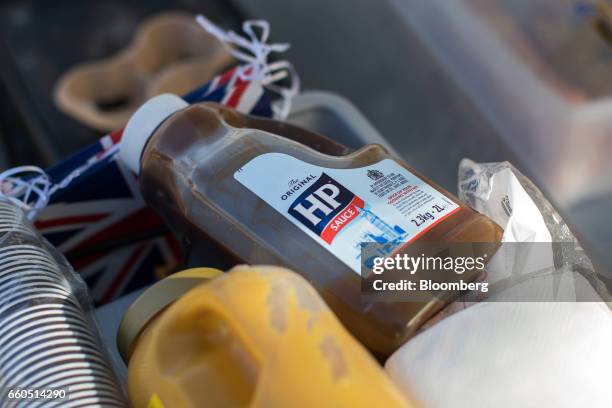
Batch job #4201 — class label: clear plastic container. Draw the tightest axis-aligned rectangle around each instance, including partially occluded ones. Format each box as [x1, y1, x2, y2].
[392, 0, 612, 205]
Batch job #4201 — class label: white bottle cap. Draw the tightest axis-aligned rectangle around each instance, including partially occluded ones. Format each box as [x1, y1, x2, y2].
[119, 94, 189, 174]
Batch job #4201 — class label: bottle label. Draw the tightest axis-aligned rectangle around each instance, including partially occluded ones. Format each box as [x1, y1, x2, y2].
[234, 153, 460, 274]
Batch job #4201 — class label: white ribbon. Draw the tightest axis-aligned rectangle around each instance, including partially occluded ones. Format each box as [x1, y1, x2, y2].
[0, 145, 119, 220]
[196, 15, 300, 119]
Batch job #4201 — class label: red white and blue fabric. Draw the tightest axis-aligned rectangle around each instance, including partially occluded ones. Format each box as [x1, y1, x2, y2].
[35, 69, 272, 304]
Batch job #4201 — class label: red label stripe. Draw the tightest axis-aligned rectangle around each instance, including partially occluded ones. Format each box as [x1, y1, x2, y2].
[320, 196, 365, 244]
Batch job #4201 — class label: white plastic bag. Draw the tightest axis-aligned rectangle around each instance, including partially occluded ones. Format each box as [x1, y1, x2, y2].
[385, 160, 611, 408]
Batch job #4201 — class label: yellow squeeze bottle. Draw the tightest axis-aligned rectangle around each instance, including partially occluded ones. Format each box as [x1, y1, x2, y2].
[126, 266, 415, 408]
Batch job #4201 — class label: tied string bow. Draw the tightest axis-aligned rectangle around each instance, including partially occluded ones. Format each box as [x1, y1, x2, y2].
[196, 15, 300, 119]
[0, 144, 119, 220]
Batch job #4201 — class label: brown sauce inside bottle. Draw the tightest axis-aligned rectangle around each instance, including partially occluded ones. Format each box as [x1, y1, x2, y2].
[139, 102, 503, 357]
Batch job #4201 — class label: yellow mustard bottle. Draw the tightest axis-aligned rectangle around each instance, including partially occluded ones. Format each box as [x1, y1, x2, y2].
[125, 266, 415, 408]
[117, 267, 223, 361]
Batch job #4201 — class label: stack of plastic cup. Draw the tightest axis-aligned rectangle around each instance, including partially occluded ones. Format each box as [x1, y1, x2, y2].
[0, 199, 126, 407]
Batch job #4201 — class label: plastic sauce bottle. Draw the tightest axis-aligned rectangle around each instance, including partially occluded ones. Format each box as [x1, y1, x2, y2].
[117, 267, 223, 361]
[119, 94, 503, 356]
[125, 265, 415, 408]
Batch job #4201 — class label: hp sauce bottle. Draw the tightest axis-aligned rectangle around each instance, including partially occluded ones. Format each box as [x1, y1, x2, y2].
[120, 94, 503, 357]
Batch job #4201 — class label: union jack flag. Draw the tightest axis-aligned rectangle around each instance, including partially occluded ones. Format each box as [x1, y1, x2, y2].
[35, 68, 273, 304]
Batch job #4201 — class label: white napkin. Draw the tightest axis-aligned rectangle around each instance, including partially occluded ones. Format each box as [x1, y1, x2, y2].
[385, 301, 612, 408]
